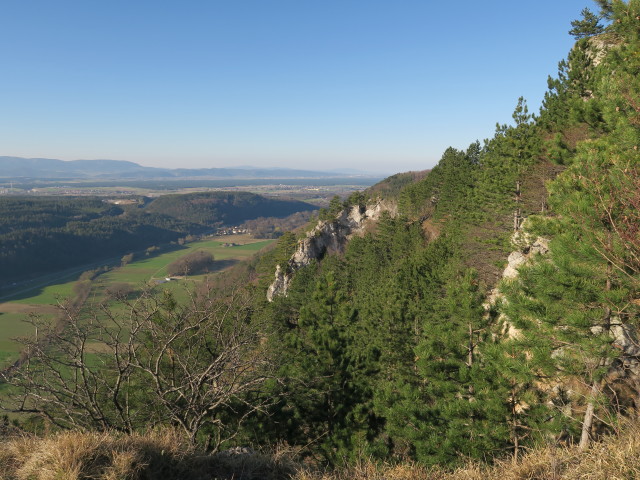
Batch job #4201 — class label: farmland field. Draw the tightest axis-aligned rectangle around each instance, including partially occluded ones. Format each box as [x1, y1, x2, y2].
[0, 310, 54, 368]
[98, 235, 272, 286]
[12, 279, 78, 306]
[0, 234, 275, 368]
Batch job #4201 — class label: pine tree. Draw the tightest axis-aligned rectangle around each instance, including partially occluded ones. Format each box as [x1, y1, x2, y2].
[376, 267, 513, 465]
[569, 8, 605, 39]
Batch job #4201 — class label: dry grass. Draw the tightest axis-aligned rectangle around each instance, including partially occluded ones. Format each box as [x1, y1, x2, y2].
[0, 429, 295, 480]
[1, 423, 640, 479]
[295, 421, 640, 480]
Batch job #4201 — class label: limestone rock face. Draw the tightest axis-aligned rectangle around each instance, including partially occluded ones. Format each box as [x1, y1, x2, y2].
[266, 200, 394, 301]
[587, 35, 619, 67]
[490, 227, 640, 382]
[266, 265, 291, 303]
[485, 230, 550, 340]
[502, 251, 527, 280]
[502, 237, 549, 280]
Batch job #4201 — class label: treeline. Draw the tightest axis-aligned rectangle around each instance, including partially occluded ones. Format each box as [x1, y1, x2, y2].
[0, 198, 192, 285]
[144, 191, 317, 226]
[240, 211, 317, 239]
[166, 250, 215, 276]
[366, 169, 429, 201]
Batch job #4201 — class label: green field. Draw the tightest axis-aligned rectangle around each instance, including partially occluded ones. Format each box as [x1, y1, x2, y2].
[0, 234, 274, 368]
[0, 313, 36, 353]
[0, 311, 56, 368]
[12, 279, 78, 306]
[98, 236, 272, 287]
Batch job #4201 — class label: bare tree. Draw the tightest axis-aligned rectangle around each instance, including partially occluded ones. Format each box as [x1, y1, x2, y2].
[1, 282, 276, 450]
[166, 250, 215, 277]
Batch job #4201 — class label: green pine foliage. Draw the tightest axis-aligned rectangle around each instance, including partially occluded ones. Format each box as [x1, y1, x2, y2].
[569, 8, 605, 39]
[243, 1, 640, 465]
[379, 268, 513, 465]
[497, 0, 640, 448]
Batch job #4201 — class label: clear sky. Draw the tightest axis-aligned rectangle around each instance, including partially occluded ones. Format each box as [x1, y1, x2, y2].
[0, 0, 596, 174]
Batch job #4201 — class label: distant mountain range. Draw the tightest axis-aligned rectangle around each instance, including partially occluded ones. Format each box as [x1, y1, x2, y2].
[0, 157, 376, 180]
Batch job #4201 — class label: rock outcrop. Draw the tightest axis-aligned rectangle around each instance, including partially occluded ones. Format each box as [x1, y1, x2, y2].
[267, 200, 395, 301]
[502, 235, 549, 280]
[484, 228, 550, 339]
[486, 230, 549, 296]
[489, 225, 640, 380]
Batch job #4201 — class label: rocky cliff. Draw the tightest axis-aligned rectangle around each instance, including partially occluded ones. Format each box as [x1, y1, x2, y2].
[488, 224, 640, 388]
[267, 200, 395, 301]
[484, 228, 550, 340]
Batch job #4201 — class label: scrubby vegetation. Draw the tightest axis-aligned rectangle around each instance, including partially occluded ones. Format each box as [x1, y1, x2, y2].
[166, 250, 215, 276]
[240, 210, 317, 239]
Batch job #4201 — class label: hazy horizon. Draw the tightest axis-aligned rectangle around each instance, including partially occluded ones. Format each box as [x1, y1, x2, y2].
[0, 0, 594, 173]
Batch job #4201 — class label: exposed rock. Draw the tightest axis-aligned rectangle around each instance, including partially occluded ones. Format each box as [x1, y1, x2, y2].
[492, 225, 640, 392]
[591, 319, 640, 376]
[267, 199, 395, 301]
[485, 231, 550, 308]
[502, 237, 550, 280]
[266, 265, 291, 303]
[611, 320, 640, 358]
[587, 34, 619, 67]
[485, 227, 550, 340]
[502, 251, 527, 280]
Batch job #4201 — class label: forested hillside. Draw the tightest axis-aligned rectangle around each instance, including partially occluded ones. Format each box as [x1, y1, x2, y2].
[247, 0, 640, 464]
[1, 1, 639, 477]
[0, 192, 316, 285]
[144, 191, 316, 226]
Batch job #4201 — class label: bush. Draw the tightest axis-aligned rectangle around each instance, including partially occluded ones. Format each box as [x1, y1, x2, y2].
[1, 285, 275, 450]
[167, 250, 215, 276]
[104, 282, 135, 299]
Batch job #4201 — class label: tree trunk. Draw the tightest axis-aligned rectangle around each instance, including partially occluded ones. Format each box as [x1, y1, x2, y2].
[468, 323, 475, 396]
[579, 383, 599, 450]
[579, 241, 614, 449]
[512, 414, 520, 462]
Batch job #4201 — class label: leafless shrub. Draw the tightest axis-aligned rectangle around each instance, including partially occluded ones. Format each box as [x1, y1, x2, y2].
[104, 282, 135, 299]
[1, 282, 276, 451]
[167, 250, 215, 276]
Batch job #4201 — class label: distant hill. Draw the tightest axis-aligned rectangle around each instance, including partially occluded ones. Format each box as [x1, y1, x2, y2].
[0, 191, 317, 286]
[144, 191, 317, 226]
[365, 170, 429, 199]
[0, 156, 376, 180]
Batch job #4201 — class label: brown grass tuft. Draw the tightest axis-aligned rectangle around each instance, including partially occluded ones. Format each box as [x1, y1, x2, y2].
[0, 428, 295, 480]
[292, 421, 640, 480]
[2, 422, 640, 479]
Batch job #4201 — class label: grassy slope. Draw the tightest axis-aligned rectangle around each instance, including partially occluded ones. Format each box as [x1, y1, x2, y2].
[104, 236, 270, 282]
[1, 421, 639, 480]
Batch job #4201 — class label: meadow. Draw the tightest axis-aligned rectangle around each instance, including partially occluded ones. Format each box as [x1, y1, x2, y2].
[0, 234, 274, 368]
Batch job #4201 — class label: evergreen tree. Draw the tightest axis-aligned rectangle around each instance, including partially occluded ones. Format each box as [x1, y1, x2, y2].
[569, 8, 605, 39]
[381, 269, 512, 464]
[269, 268, 375, 462]
[475, 98, 540, 216]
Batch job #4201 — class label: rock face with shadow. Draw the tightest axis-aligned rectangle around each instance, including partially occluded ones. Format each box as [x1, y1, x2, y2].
[267, 200, 395, 301]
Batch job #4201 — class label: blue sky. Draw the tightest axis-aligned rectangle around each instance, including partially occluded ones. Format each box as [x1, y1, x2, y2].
[0, 1, 596, 174]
